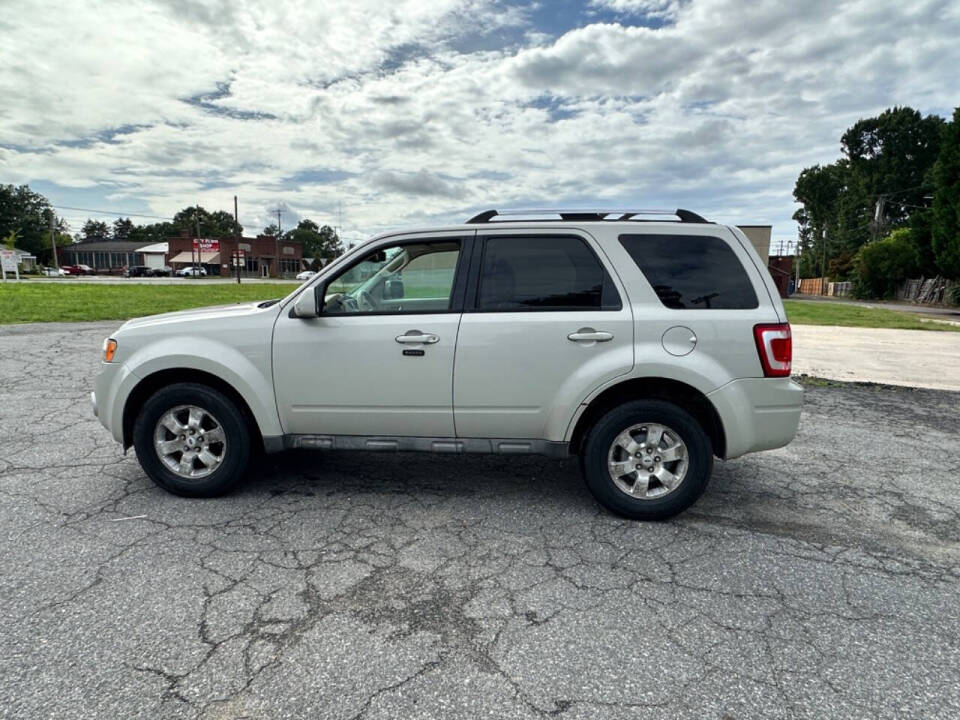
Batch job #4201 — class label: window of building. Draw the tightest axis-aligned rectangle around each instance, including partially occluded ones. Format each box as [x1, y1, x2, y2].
[618, 234, 759, 309]
[476, 236, 620, 311]
[95, 252, 109, 268]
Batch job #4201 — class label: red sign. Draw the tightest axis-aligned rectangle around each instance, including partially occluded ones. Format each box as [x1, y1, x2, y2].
[192, 239, 220, 252]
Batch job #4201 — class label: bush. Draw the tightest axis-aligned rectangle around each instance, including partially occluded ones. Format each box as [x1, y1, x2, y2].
[948, 283, 960, 307]
[851, 229, 919, 299]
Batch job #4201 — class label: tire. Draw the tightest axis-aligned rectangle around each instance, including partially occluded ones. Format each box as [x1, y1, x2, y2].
[582, 400, 713, 520]
[133, 382, 251, 497]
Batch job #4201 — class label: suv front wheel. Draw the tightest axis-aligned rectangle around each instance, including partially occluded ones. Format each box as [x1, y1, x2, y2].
[133, 383, 251, 497]
[582, 400, 713, 520]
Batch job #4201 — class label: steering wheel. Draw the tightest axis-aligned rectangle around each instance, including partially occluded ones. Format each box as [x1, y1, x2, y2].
[357, 290, 377, 312]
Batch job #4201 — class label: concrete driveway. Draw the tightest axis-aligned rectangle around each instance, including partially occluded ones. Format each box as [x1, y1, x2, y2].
[2, 322, 959, 719]
[792, 324, 960, 391]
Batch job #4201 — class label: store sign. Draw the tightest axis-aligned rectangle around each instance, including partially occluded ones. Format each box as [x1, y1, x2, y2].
[0, 250, 17, 271]
[192, 239, 220, 252]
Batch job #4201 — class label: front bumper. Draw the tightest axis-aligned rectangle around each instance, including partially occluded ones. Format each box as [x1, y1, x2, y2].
[94, 360, 138, 445]
[707, 377, 803, 459]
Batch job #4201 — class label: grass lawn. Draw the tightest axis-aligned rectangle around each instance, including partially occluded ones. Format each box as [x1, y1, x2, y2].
[0, 282, 300, 323]
[783, 299, 960, 332]
[1, 282, 957, 330]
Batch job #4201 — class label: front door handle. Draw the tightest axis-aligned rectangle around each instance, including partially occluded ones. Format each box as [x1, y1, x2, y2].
[567, 328, 614, 343]
[396, 330, 439, 344]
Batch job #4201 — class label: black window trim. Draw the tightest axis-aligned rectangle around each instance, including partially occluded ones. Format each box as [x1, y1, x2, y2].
[314, 234, 474, 318]
[617, 232, 759, 310]
[465, 232, 623, 313]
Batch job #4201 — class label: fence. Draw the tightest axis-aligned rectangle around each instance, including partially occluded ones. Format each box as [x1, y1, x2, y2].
[896, 277, 956, 304]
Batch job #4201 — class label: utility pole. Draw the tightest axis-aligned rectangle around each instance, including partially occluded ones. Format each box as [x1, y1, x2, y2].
[194, 205, 201, 275]
[234, 195, 241, 285]
[275, 207, 282, 278]
[872, 196, 886, 243]
[49, 210, 59, 269]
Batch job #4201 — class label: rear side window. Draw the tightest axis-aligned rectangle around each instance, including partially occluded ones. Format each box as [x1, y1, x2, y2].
[477, 236, 621, 311]
[619, 234, 758, 309]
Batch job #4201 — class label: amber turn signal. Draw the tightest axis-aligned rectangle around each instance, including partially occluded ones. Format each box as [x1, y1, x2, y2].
[103, 338, 118, 363]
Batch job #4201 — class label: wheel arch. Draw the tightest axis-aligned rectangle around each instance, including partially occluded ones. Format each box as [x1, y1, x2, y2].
[568, 377, 726, 458]
[122, 368, 263, 452]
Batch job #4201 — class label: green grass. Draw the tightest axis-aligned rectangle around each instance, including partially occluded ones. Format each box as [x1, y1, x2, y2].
[783, 299, 960, 332]
[2, 283, 957, 330]
[0, 282, 300, 323]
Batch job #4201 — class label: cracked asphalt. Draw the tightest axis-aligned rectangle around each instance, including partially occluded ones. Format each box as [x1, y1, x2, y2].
[2, 321, 959, 719]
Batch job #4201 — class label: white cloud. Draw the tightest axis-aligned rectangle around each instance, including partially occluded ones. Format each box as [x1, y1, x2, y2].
[1, 0, 958, 242]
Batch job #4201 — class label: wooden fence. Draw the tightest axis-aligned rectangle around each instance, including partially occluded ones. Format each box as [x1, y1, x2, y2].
[797, 278, 852, 297]
[896, 277, 956, 304]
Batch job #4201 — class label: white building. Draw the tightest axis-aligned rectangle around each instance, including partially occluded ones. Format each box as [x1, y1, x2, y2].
[136, 242, 169, 270]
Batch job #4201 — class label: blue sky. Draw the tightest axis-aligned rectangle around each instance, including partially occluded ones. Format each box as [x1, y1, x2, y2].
[2, 0, 958, 250]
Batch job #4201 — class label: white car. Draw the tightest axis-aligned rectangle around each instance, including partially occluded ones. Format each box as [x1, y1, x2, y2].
[296, 270, 317, 281]
[176, 266, 207, 277]
[43, 267, 68, 277]
[93, 208, 802, 519]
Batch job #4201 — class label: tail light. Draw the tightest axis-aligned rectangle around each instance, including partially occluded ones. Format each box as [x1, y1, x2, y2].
[753, 324, 792, 377]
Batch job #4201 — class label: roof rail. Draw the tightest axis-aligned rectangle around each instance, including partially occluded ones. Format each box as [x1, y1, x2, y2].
[465, 208, 711, 224]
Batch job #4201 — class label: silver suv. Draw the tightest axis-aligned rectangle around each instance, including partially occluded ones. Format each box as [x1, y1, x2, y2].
[93, 208, 802, 519]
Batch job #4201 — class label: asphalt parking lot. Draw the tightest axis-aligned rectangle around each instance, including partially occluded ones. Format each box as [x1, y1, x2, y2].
[2, 322, 959, 719]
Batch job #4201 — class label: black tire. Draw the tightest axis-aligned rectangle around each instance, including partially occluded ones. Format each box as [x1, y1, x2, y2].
[133, 382, 251, 497]
[582, 400, 713, 520]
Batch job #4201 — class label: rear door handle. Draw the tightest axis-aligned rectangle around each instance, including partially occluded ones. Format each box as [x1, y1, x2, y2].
[396, 330, 439, 344]
[567, 328, 614, 342]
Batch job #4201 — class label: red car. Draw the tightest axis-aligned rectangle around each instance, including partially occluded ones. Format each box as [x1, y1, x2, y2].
[62, 264, 95, 275]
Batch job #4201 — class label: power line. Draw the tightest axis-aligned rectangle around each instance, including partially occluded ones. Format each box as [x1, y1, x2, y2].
[52, 204, 174, 221]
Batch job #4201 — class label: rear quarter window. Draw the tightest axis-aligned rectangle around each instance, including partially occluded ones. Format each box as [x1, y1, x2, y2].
[618, 234, 759, 309]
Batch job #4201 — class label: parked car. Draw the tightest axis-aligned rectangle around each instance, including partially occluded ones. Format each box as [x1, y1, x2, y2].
[93, 208, 801, 519]
[176, 266, 207, 277]
[295, 270, 316, 281]
[63, 264, 94, 275]
[43, 267, 68, 277]
[153, 266, 173, 277]
[124, 265, 154, 278]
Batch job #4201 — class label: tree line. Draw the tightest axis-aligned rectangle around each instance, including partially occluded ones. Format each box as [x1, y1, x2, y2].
[0, 186, 344, 266]
[793, 105, 960, 299]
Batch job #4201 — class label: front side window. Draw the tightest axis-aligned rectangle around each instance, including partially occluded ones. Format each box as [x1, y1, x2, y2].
[323, 240, 461, 315]
[619, 234, 759, 309]
[477, 236, 620, 311]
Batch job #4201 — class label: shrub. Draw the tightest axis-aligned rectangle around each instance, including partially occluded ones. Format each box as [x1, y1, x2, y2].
[851, 229, 919, 299]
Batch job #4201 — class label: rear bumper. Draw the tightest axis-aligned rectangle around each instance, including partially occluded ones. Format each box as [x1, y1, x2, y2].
[707, 377, 803, 459]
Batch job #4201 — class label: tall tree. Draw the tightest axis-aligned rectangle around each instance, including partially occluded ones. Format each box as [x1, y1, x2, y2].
[80, 219, 110, 242]
[931, 107, 960, 278]
[172, 206, 240, 238]
[0, 184, 54, 257]
[283, 219, 343, 260]
[112, 217, 135, 241]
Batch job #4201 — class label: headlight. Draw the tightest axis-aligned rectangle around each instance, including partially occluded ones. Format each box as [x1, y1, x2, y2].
[103, 338, 118, 363]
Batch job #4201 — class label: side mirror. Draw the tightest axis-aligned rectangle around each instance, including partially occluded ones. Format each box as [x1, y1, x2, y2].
[384, 277, 404, 300]
[290, 286, 320, 318]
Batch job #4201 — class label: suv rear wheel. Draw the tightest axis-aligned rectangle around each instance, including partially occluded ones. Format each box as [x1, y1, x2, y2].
[133, 383, 251, 497]
[582, 400, 713, 520]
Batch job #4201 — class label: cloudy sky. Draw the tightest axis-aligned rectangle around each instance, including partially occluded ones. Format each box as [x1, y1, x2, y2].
[2, 0, 959, 250]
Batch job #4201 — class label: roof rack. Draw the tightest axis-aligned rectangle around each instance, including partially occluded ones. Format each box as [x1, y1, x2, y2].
[465, 208, 710, 224]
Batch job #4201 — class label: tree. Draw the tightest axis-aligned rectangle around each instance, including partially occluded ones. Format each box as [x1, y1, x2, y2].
[80, 219, 110, 242]
[852, 229, 919, 299]
[0, 184, 53, 257]
[793, 163, 846, 277]
[282, 219, 343, 260]
[172, 206, 240, 238]
[112, 217, 135, 241]
[931, 107, 960, 278]
[261, 223, 280, 237]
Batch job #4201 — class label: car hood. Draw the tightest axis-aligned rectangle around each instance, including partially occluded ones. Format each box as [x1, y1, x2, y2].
[117, 301, 279, 332]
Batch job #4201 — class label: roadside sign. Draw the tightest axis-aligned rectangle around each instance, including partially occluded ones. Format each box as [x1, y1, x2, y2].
[0, 249, 19, 281]
[192, 239, 221, 252]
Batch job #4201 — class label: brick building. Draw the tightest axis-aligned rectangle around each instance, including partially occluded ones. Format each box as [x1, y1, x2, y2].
[166, 232, 303, 278]
[58, 240, 148, 273]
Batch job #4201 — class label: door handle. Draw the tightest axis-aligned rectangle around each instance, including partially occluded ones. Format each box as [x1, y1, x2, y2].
[567, 328, 614, 343]
[395, 330, 439, 344]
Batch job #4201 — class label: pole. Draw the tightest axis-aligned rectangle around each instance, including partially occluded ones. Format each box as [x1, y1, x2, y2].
[49, 211, 59, 269]
[275, 207, 282, 278]
[194, 206, 201, 276]
[234, 195, 241, 284]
